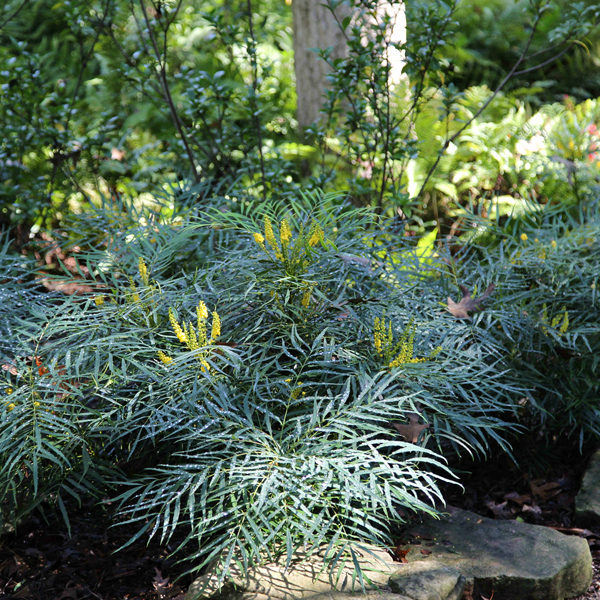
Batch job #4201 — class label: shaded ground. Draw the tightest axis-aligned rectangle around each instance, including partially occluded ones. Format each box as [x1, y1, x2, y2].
[0, 501, 193, 600]
[2, 442, 600, 599]
[441, 441, 600, 600]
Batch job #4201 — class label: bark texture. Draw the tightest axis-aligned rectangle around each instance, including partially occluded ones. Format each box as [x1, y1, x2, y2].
[292, 1, 406, 133]
[292, 0, 350, 131]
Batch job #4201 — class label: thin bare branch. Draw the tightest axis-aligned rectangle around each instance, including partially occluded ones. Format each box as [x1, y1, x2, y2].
[138, 0, 200, 182]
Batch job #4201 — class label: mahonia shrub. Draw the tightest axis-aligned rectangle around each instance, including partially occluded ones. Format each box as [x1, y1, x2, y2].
[1, 192, 522, 578]
[453, 198, 600, 445]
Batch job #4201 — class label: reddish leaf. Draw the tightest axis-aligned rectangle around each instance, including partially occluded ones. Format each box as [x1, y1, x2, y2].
[37, 275, 97, 295]
[392, 546, 410, 563]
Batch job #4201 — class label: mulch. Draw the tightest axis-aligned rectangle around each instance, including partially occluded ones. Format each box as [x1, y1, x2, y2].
[2, 440, 600, 599]
[0, 502, 192, 600]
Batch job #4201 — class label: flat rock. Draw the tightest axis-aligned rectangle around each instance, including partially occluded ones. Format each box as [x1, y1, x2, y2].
[388, 560, 464, 600]
[575, 448, 600, 525]
[396, 506, 592, 600]
[186, 544, 403, 600]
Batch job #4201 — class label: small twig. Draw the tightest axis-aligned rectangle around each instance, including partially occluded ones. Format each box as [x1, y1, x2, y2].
[512, 45, 572, 76]
[245, 0, 266, 199]
[138, 0, 200, 183]
[415, 8, 545, 201]
[0, 0, 28, 30]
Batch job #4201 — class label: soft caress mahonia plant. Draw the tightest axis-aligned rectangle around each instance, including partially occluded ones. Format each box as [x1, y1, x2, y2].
[0, 193, 527, 581]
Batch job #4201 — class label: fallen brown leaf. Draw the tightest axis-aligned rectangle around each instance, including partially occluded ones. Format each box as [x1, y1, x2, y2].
[447, 284, 495, 319]
[504, 491, 532, 506]
[393, 546, 410, 563]
[392, 412, 429, 443]
[37, 275, 97, 295]
[529, 479, 562, 502]
[484, 499, 513, 519]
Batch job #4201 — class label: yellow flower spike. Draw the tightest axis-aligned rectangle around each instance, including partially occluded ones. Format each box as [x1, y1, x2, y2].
[197, 301, 208, 321]
[264, 215, 277, 250]
[301, 287, 311, 308]
[188, 324, 199, 351]
[429, 346, 443, 359]
[560, 311, 569, 335]
[132, 293, 141, 303]
[196, 300, 208, 329]
[157, 350, 173, 365]
[520, 233, 528, 242]
[253, 232, 266, 252]
[210, 311, 221, 342]
[138, 256, 149, 286]
[169, 308, 188, 343]
[94, 295, 105, 306]
[308, 224, 323, 247]
[374, 317, 384, 357]
[280, 219, 292, 248]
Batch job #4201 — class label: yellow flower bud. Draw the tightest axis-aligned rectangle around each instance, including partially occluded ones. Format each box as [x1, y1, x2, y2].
[169, 308, 187, 343]
[264, 215, 277, 250]
[280, 219, 292, 247]
[301, 287, 311, 308]
[308, 224, 323, 247]
[210, 311, 221, 342]
[197, 301, 208, 321]
[157, 350, 173, 365]
[138, 256, 149, 286]
[551, 240, 557, 249]
[520, 233, 528, 242]
[94, 295, 105, 306]
[559, 311, 569, 335]
[7, 403, 16, 411]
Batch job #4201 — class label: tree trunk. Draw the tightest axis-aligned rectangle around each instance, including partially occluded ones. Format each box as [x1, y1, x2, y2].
[292, 0, 406, 133]
[292, 0, 350, 132]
